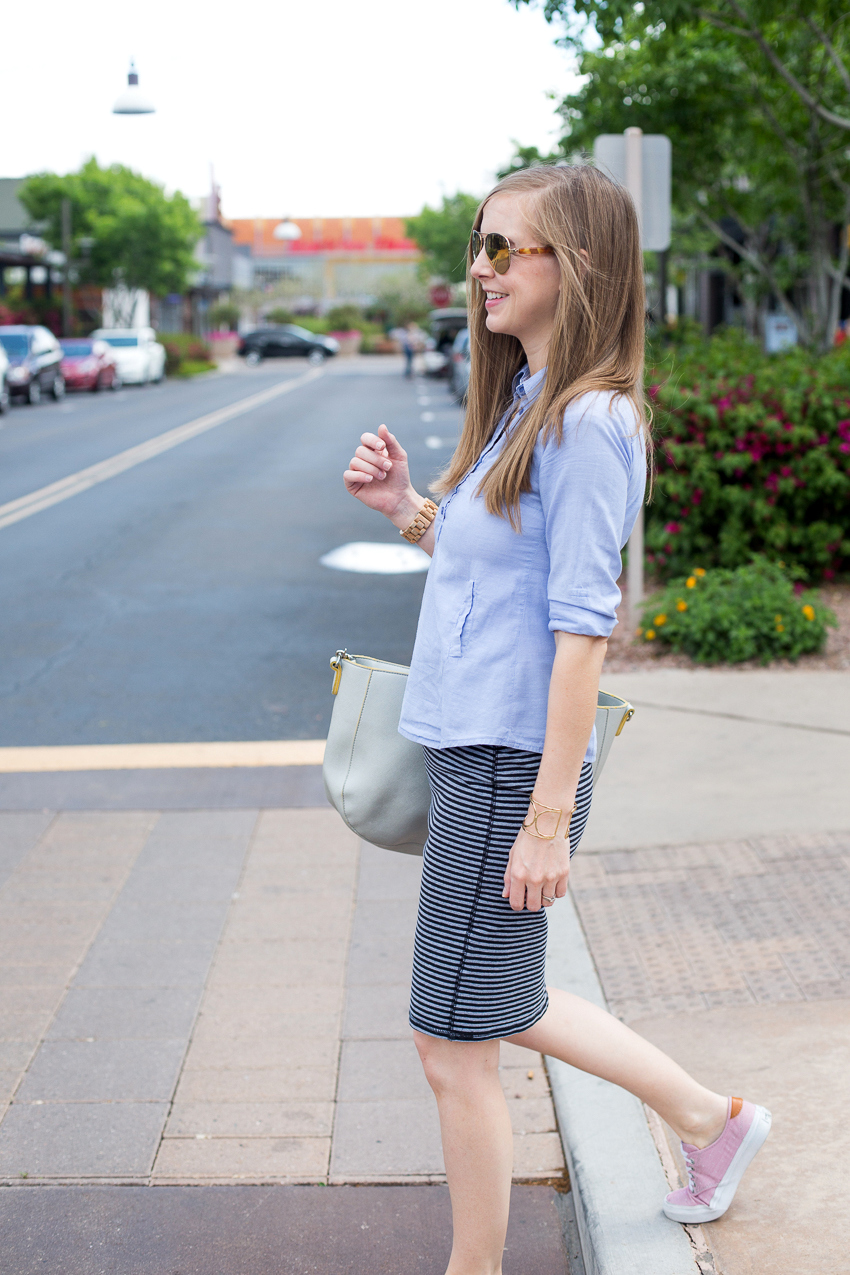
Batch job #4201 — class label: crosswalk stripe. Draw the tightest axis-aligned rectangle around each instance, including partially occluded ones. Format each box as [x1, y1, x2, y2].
[0, 740, 327, 771]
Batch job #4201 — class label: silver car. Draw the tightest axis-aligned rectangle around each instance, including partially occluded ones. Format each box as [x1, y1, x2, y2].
[449, 327, 470, 404]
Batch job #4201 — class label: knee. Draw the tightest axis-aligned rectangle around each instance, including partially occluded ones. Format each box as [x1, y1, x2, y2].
[413, 1032, 500, 1097]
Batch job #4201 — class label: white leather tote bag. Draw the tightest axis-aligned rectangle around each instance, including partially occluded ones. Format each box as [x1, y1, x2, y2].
[323, 649, 633, 856]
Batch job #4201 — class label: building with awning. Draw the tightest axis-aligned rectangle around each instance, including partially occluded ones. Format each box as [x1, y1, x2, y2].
[0, 178, 57, 303]
[226, 216, 420, 309]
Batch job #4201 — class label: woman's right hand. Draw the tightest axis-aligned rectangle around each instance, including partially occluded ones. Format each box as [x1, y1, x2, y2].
[344, 423, 415, 521]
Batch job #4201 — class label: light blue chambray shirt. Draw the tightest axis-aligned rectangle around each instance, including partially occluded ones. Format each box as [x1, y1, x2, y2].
[398, 366, 646, 762]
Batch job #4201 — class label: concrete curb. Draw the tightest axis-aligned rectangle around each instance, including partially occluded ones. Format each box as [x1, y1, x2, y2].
[545, 894, 699, 1275]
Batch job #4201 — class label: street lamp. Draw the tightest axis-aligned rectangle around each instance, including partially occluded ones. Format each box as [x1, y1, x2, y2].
[112, 61, 155, 115]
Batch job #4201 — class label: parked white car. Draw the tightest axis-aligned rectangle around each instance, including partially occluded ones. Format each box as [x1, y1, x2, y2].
[90, 328, 166, 385]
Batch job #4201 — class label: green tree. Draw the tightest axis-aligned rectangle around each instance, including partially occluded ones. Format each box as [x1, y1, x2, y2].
[368, 274, 432, 328]
[497, 143, 567, 180]
[20, 158, 203, 297]
[209, 301, 241, 330]
[406, 193, 482, 282]
[512, 1, 850, 347]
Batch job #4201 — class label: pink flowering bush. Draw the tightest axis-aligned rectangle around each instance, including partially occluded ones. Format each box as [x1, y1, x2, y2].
[645, 331, 850, 580]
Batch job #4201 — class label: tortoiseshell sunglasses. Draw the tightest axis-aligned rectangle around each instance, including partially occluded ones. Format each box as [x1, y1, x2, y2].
[469, 229, 554, 275]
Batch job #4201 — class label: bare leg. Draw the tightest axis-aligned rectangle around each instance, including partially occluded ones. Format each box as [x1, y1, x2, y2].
[414, 1032, 512, 1275]
[508, 987, 728, 1147]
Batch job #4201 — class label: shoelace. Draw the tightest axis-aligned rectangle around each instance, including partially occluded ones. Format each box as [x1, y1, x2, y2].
[684, 1153, 697, 1193]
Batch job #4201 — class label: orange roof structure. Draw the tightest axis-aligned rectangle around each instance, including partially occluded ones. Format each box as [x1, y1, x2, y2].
[226, 217, 418, 256]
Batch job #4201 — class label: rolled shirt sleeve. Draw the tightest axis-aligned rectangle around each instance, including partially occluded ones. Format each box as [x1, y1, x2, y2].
[539, 392, 645, 638]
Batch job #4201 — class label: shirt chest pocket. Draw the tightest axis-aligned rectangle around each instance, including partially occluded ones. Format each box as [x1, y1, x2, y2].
[449, 580, 476, 658]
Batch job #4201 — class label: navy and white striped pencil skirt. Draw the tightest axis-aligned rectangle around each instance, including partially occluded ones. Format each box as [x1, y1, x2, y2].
[409, 745, 593, 1042]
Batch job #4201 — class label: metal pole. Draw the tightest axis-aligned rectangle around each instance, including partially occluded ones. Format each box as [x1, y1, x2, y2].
[658, 249, 668, 329]
[625, 126, 643, 240]
[61, 198, 72, 337]
[624, 128, 645, 625]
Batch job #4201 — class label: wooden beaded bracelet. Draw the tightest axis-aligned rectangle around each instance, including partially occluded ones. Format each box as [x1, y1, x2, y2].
[400, 499, 438, 544]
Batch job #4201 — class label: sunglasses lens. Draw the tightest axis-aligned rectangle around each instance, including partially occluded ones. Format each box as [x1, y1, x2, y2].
[486, 233, 511, 275]
[470, 230, 482, 260]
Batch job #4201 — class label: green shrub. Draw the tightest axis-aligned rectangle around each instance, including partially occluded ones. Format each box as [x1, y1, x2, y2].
[162, 334, 213, 376]
[173, 358, 215, 378]
[359, 332, 394, 353]
[646, 330, 850, 581]
[638, 559, 837, 665]
[265, 307, 295, 326]
[289, 315, 331, 334]
[325, 304, 363, 331]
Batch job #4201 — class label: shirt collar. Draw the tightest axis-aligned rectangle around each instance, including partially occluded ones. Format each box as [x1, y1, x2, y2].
[511, 363, 547, 403]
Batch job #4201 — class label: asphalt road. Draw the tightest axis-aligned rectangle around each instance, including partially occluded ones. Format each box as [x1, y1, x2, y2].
[0, 358, 462, 745]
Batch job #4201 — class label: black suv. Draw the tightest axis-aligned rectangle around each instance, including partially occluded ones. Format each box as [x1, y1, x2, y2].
[238, 325, 338, 367]
[0, 325, 65, 404]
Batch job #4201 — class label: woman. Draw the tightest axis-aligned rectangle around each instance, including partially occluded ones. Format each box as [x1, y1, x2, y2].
[344, 164, 769, 1275]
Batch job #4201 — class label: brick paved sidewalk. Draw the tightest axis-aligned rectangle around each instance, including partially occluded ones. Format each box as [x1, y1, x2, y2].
[570, 829, 850, 1275]
[0, 800, 573, 1272]
[0, 808, 564, 1189]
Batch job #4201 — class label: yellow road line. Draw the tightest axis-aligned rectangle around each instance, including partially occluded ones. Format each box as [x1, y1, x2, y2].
[0, 741, 326, 772]
[0, 368, 323, 532]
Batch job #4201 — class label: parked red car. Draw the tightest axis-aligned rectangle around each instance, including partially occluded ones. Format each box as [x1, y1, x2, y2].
[59, 339, 122, 392]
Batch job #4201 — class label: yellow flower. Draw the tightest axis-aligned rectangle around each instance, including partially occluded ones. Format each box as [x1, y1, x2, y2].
[654, 613, 667, 626]
[694, 567, 706, 577]
[776, 623, 785, 632]
[774, 614, 783, 623]
[686, 576, 697, 588]
[802, 604, 815, 621]
[676, 599, 688, 612]
[645, 628, 656, 640]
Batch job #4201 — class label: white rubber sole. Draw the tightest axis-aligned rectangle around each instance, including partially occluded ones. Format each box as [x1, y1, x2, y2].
[663, 1105, 772, 1223]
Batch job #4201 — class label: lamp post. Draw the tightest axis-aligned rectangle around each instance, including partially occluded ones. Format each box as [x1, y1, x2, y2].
[594, 127, 672, 630]
[61, 199, 72, 337]
[112, 61, 155, 115]
[624, 128, 645, 624]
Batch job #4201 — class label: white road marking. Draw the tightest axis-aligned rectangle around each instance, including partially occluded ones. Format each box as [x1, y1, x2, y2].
[0, 368, 323, 532]
[0, 739, 326, 772]
[424, 436, 444, 449]
[420, 411, 435, 422]
[320, 541, 430, 574]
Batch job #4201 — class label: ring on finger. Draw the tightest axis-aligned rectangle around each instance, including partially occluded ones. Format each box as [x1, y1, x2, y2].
[542, 893, 556, 904]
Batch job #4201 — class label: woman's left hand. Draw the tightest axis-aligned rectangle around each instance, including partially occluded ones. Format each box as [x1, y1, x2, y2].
[503, 829, 571, 912]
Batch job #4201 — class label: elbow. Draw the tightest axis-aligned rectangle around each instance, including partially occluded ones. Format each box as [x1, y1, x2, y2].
[553, 631, 609, 662]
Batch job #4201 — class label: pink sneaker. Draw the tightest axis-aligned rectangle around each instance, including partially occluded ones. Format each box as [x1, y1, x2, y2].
[663, 1098, 771, 1223]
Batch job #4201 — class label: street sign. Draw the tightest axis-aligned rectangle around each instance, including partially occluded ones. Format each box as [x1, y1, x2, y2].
[593, 131, 671, 251]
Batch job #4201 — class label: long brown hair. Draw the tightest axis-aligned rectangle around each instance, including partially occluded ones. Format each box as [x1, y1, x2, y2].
[434, 163, 648, 527]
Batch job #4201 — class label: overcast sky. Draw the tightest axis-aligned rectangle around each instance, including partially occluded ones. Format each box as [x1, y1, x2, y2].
[3, 0, 583, 220]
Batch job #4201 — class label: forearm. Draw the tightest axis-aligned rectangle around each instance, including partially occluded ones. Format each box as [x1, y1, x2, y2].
[533, 632, 607, 811]
[504, 630, 606, 911]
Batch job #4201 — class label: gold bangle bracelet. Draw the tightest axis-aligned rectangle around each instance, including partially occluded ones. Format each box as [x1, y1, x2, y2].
[521, 795, 578, 841]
